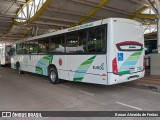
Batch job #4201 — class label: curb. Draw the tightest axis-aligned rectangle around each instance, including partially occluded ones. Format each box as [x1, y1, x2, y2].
[124, 82, 160, 93]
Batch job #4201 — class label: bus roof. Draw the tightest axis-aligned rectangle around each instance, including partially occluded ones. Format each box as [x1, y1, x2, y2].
[14, 18, 141, 44]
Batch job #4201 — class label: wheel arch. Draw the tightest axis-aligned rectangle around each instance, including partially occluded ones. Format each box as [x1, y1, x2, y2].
[48, 64, 57, 76]
[16, 61, 20, 68]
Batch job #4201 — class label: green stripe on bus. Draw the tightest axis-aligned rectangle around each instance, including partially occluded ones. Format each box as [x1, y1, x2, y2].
[44, 56, 53, 63]
[73, 55, 96, 82]
[36, 66, 43, 74]
[36, 66, 42, 70]
[118, 70, 130, 75]
[126, 56, 140, 61]
[35, 55, 53, 75]
[81, 56, 96, 65]
[81, 60, 93, 66]
[73, 77, 84, 81]
[88, 55, 96, 60]
[43, 56, 53, 62]
[78, 64, 91, 69]
[131, 52, 142, 56]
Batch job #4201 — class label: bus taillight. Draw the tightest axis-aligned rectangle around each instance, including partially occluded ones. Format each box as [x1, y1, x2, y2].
[5, 56, 8, 62]
[143, 56, 145, 70]
[112, 58, 118, 74]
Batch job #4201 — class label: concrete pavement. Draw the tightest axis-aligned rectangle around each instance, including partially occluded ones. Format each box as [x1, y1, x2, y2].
[0, 66, 160, 120]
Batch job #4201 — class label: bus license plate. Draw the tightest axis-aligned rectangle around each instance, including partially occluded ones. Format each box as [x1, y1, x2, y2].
[129, 68, 135, 74]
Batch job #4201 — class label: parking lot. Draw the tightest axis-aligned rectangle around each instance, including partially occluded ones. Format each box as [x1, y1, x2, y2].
[0, 66, 160, 112]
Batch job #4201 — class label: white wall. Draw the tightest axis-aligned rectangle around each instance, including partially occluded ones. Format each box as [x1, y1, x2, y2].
[150, 54, 160, 75]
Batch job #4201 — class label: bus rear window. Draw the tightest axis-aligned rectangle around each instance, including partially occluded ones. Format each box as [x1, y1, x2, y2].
[116, 41, 143, 51]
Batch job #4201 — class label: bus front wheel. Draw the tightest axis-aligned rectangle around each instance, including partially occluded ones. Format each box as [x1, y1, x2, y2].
[49, 68, 60, 84]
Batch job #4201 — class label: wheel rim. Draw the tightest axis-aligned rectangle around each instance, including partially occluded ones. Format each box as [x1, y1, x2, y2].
[50, 71, 56, 82]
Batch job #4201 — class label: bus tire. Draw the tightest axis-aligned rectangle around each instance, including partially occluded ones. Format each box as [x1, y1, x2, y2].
[49, 67, 60, 84]
[16, 63, 23, 74]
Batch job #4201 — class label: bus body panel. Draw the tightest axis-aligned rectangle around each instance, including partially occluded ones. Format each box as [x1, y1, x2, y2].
[20, 55, 45, 73]
[66, 55, 107, 85]
[107, 19, 145, 85]
[0, 45, 12, 65]
[11, 18, 145, 85]
[12, 55, 107, 85]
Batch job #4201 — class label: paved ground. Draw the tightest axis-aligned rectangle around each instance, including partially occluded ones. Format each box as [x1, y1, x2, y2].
[0, 66, 160, 120]
[125, 72, 160, 93]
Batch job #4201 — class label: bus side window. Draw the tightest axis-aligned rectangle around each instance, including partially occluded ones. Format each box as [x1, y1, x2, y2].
[16, 44, 23, 55]
[77, 31, 87, 53]
[50, 36, 65, 53]
[11, 47, 15, 56]
[88, 26, 105, 53]
[38, 39, 49, 54]
[30, 41, 39, 54]
[66, 30, 87, 53]
[22, 42, 30, 54]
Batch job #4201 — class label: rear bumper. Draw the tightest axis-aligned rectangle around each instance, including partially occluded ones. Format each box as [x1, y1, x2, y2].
[107, 70, 145, 85]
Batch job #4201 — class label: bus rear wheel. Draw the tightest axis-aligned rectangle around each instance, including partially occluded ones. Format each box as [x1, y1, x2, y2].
[16, 63, 23, 74]
[49, 68, 60, 84]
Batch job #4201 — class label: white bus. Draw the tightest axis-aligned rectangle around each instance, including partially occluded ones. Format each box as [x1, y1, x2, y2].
[11, 18, 145, 85]
[0, 45, 12, 66]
